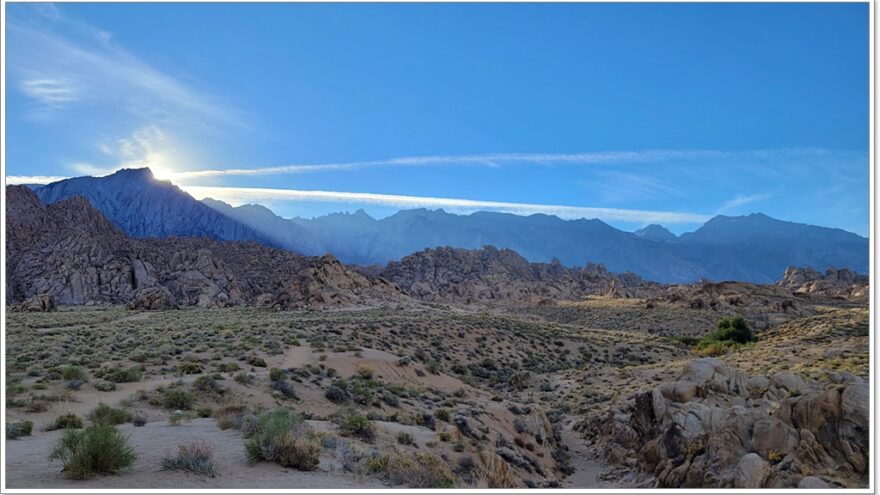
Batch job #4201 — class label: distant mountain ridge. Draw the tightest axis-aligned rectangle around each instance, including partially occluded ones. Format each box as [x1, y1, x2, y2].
[30, 169, 868, 284]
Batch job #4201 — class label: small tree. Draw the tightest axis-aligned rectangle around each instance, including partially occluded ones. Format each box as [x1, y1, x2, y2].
[713, 317, 754, 344]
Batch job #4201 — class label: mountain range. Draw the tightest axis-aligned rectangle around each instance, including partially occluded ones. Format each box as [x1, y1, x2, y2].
[29, 168, 868, 284]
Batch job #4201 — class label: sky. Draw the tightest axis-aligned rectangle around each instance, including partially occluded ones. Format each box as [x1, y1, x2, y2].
[5, 2, 870, 235]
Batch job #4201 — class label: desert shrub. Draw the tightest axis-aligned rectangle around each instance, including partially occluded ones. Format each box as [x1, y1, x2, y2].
[161, 439, 216, 477]
[193, 375, 224, 394]
[94, 381, 117, 392]
[243, 409, 320, 471]
[196, 406, 214, 418]
[216, 362, 240, 373]
[168, 410, 191, 426]
[334, 409, 376, 442]
[50, 425, 136, 479]
[177, 362, 203, 375]
[269, 368, 287, 381]
[49, 413, 84, 431]
[356, 365, 374, 379]
[384, 452, 455, 488]
[270, 379, 299, 400]
[435, 408, 451, 422]
[88, 403, 132, 425]
[62, 365, 88, 382]
[713, 317, 754, 343]
[234, 372, 255, 385]
[694, 317, 755, 356]
[66, 379, 85, 391]
[106, 366, 142, 383]
[132, 410, 147, 427]
[245, 355, 267, 368]
[214, 405, 248, 430]
[324, 385, 348, 403]
[162, 389, 194, 410]
[6, 420, 33, 439]
[335, 440, 370, 472]
[397, 431, 414, 445]
[669, 335, 700, 347]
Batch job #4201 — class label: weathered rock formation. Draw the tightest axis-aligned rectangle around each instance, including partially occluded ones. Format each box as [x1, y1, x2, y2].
[380, 246, 655, 304]
[778, 266, 869, 302]
[584, 358, 868, 488]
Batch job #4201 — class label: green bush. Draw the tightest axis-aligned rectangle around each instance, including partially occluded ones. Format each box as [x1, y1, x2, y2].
[334, 409, 376, 442]
[694, 317, 755, 356]
[62, 365, 88, 382]
[88, 404, 132, 425]
[6, 420, 33, 439]
[243, 409, 320, 471]
[50, 425, 136, 479]
[49, 413, 84, 431]
[106, 366, 142, 383]
[162, 389, 194, 410]
[713, 317, 755, 344]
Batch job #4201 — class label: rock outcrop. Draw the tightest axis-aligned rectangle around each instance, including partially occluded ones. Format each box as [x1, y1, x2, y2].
[584, 358, 868, 488]
[270, 255, 406, 310]
[381, 246, 655, 304]
[778, 266, 869, 302]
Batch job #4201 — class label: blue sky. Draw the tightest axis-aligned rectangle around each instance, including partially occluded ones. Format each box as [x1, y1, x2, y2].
[5, 3, 869, 235]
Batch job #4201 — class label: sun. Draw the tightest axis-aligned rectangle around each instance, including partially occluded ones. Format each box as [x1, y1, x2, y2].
[146, 163, 176, 182]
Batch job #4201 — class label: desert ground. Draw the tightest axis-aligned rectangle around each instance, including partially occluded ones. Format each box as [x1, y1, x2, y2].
[5, 291, 869, 489]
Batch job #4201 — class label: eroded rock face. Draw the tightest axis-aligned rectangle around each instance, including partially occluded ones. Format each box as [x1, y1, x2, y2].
[381, 246, 655, 304]
[271, 255, 407, 310]
[584, 358, 868, 488]
[778, 266, 869, 302]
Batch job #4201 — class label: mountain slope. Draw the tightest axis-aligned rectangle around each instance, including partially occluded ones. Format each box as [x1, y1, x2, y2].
[634, 224, 676, 242]
[677, 213, 868, 282]
[34, 168, 272, 244]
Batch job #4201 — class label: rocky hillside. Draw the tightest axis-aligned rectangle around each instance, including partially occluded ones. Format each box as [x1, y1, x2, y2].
[6, 186, 408, 310]
[380, 246, 655, 304]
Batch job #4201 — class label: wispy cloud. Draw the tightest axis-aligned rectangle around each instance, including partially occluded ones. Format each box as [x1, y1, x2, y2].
[7, 175, 69, 185]
[18, 78, 79, 107]
[182, 184, 710, 224]
[163, 148, 850, 183]
[718, 192, 774, 212]
[8, 6, 242, 128]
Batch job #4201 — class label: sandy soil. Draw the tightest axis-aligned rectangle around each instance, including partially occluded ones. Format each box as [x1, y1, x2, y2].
[5, 418, 385, 489]
[278, 345, 472, 393]
[7, 376, 195, 426]
[559, 419, 612, 488]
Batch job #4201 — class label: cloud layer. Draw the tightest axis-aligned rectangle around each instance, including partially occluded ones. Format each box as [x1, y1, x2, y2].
[182, 185, 710, 224]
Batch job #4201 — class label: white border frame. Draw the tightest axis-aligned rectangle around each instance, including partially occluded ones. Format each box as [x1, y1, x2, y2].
[0, 1, 875, 493]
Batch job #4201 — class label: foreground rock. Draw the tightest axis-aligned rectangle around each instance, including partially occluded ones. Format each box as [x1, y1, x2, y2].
[584, 358, 868, 488]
